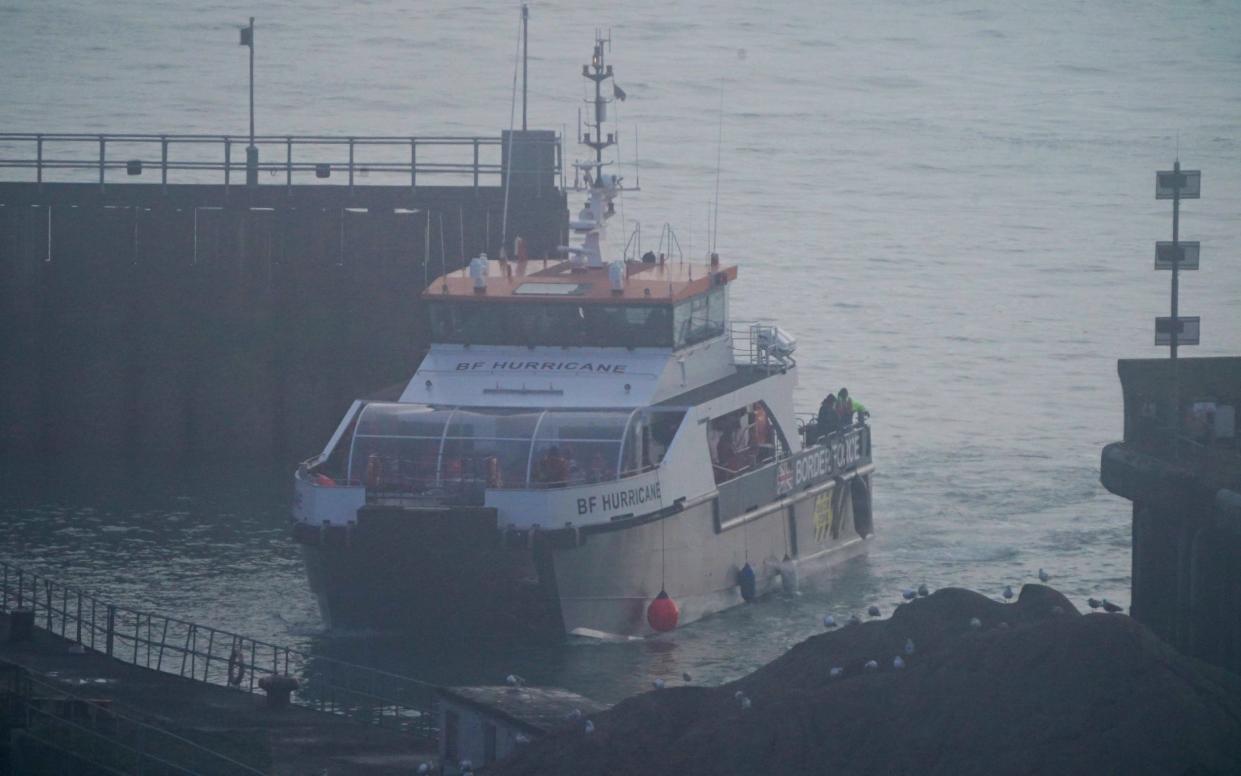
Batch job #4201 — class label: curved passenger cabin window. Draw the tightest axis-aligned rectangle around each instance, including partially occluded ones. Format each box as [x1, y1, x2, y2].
[707, 400, 788, 484]
[342, 404, 659, 497]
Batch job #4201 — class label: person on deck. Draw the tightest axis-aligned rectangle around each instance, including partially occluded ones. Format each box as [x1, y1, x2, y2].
[837, 387, 868, 427]
[816, 394, 841, 443]
[537, 446, 569, 487]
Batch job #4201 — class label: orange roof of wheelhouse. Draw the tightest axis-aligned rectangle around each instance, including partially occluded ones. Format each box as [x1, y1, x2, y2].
[423, 259, 738, 304]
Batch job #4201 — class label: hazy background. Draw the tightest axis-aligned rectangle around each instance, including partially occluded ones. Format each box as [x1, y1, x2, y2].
[1, 0, 1238, 700]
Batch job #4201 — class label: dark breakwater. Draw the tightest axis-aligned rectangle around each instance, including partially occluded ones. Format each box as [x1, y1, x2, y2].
[0, 173, 567, 466]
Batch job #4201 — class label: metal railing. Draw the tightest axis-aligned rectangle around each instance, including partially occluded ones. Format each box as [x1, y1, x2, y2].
[0, 560, 437, 740]
[5, 668, 268, 776]
[0, 132, 561, 193]
[731, 321, 797, 372]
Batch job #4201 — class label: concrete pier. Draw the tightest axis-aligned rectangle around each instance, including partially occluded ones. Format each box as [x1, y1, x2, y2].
[1100, 356, 1241, 675]
[0, 132, 568, 466]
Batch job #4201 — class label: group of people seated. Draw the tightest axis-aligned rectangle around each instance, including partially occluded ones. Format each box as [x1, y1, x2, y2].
[811, 387, 867, 445]
[533, 445, 617, 488]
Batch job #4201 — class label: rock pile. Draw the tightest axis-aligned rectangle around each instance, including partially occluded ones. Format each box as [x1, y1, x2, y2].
[494, 586, 1241, 775]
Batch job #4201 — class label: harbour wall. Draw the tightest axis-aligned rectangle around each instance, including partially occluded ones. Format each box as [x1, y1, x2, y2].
[0, 177, 567, 466]
[1100, 356, 1241, 675]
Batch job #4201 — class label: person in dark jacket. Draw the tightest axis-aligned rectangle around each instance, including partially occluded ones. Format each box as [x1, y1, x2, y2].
[816, 394, 841, 443]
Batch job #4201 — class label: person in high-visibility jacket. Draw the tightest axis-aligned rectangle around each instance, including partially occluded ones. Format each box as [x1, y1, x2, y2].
[836, 387, 868, 427]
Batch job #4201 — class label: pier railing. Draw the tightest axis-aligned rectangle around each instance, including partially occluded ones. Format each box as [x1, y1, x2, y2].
[0, 131, 561, 192]
[4, 664, 268, 776]
[0, 561, 437, 740]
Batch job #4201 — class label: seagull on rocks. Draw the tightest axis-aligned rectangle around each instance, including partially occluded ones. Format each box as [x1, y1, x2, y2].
[566, 708, 583, 722]
[829, 667, 844, 679]
[868, 605, 881, 618]
[864, 659, 879, 672]
[653, 678, 666, 690]
[1101, 599, 1123, 614]
[969, 617, 982, 630]
[917, 583, 930, 597]
[904, 638, 915, 656]
[506, 674, 525, 688]
[1038, 568, 1050, 583]
[584, 720, 595, 734]
[1002, 585, 1014, 601]
[740, 695, 752, 710]
[893, 656, 906, 670]
[901, 588, 916, 601]
[514, 734, 530, 745]
[1087, 597, 1102, 610]
[823, 614, 837, 629]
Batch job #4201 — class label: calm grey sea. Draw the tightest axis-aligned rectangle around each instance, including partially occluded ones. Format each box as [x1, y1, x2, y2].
[2, 0, 1239, 701]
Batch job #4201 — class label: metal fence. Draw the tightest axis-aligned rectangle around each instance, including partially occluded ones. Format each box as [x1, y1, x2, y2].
[6, 668, 268, 776]
[0, 132, 562, 192]
[0, 560, 437, 740]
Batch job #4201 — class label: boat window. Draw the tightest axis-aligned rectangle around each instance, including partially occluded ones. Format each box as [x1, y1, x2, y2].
[530, 411, 628, 487]
[673, 287, 727, 348]
[340, 404, 654, 494]
[707, 400, 788, 484]
[427, 301, 673, 348]
[440, 412, 540, 491]
[621, 408, 686, 477]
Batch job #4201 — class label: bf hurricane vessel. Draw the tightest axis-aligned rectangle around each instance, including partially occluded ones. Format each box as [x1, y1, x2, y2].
[291, 38, 874, 638]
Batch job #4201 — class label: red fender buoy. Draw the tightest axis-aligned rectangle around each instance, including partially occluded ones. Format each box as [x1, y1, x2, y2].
[647, 589, 679, 633]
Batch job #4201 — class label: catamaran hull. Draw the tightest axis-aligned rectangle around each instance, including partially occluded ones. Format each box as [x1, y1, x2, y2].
[294, 468, 873, 638]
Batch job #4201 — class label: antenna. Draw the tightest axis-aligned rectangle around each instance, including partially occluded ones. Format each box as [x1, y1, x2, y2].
[521, 3, 529, 131]
[634, 124, 640, 189]
[711, 76, 724, 256]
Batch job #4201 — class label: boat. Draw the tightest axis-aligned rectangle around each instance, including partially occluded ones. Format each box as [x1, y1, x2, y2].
[290, 36, 875, 639]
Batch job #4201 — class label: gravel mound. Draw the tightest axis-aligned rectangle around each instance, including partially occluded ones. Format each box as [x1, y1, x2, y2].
[493, 586, 1241, 775]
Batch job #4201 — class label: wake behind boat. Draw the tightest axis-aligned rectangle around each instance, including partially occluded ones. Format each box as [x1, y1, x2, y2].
[290, 36, 875, 639]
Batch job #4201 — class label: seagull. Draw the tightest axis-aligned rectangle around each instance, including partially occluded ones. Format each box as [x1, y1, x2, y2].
[904, 638, 915, 656]
[864, 659, 879, 672]
[969, 617, 982, 630]
[1002, 585, 1014, 601]
[506, 674, 525, 688]
[917, 583, 930, 597]
[514, 734, 530, 745]
[1038, 568, 1050, 583]
[1087, 597, 1102, 610]
[734, 690, 746, 700]
[584, 720, 595, 734]
[901, 588, 916, 601]
[829, 667, 844, 679]
[566, 708, 583, 722]
[867, 605, 881, 618]
[1101, 600, 1123, 614]
[739, 695, 752, 710]
[682, 672, 693, 683]
[823, 614, 837, 629]
[653, 678, 665, 690]
[893, 656, 906, 670]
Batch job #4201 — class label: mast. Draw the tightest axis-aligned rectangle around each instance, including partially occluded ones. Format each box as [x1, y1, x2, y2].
[564, 32, 624, 270]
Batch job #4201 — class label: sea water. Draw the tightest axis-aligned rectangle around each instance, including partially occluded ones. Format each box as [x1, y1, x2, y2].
[1, 0, 1239, 702]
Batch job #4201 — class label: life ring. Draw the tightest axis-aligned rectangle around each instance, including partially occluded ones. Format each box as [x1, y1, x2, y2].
[227, 647, 245, 686]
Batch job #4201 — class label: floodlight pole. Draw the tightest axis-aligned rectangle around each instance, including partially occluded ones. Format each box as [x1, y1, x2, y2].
[244, 17, 258, 186]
